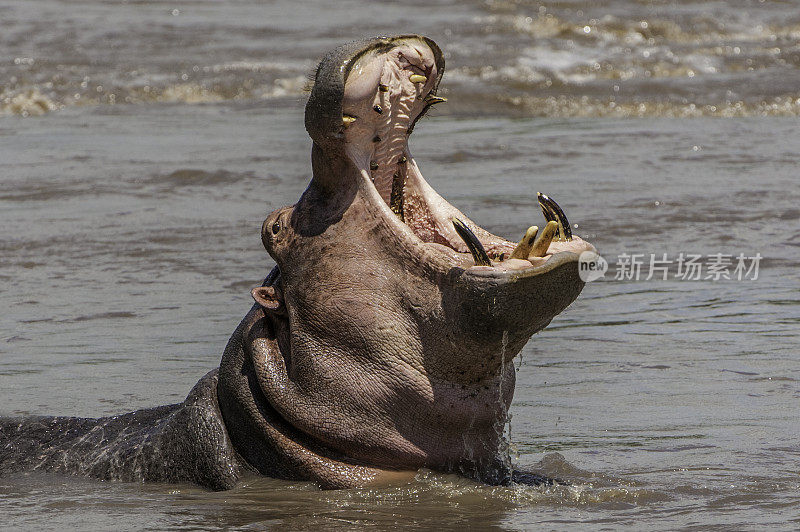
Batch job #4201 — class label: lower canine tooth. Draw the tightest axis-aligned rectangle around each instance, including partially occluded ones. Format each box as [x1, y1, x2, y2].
[452, 218, 492, 266]
[409, 74, 427, 84]
[537, 192, 573, 242]
[529, 221, 558, 258]
[509, 226, 539, 260]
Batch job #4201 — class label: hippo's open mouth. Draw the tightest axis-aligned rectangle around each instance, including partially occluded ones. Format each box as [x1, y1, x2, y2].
[338, 36, 594, 279]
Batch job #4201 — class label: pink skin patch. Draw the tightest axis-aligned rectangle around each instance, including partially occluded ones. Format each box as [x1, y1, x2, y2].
[340, 38, 594, 275]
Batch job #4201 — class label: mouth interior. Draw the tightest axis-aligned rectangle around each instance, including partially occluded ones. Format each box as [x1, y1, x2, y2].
[340, 38, 591, 272]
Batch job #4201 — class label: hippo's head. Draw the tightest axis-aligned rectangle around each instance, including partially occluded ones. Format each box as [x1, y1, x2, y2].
[247, 36, 595, 483]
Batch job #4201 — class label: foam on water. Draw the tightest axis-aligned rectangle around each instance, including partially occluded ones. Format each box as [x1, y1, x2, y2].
[3, 0, 800, 117]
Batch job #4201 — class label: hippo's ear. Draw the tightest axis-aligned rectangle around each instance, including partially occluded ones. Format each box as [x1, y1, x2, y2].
[251, 286, 284, 313]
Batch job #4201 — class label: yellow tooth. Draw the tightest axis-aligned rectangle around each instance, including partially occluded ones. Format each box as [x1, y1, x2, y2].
[342, 114, 357, 127]
[425, 95, 447, 105]
[509, 226, 539, 260]
[409, 74, 427, 84]
[529, 221, 558, 258]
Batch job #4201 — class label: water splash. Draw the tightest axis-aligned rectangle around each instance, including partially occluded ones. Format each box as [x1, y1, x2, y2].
[0, 88, 60, 117]
[494, 329, 513, 480]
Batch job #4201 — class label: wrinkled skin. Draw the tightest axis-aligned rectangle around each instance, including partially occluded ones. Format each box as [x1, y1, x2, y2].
[1, 36, 595, 490]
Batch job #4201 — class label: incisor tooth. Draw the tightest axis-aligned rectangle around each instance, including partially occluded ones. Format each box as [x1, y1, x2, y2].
[409, 74, 427, 84]
[529, 221, 558, 258]
[509, 226, 539, 260]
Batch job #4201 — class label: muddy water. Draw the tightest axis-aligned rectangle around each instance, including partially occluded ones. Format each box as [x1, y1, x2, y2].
[2, 0, 799, 529]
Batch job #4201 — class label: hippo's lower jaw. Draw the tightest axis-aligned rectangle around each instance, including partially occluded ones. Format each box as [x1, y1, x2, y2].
[219, 35, 597, 488]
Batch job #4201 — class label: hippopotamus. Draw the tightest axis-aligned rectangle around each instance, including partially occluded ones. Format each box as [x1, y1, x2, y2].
[0, 35, 595, 490]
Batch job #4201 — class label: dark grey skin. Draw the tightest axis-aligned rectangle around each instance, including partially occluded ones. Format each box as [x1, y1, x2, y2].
[1, 35, 596, 490]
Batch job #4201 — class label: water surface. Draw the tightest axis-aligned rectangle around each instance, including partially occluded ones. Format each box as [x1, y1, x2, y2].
[1, 0, 799, 529]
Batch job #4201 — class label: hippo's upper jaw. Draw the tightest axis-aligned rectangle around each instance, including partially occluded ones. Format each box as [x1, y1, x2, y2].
[244, 35, 595, 485]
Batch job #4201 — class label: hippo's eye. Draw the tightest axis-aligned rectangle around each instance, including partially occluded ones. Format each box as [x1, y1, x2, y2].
[271, 221, 281, 235]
